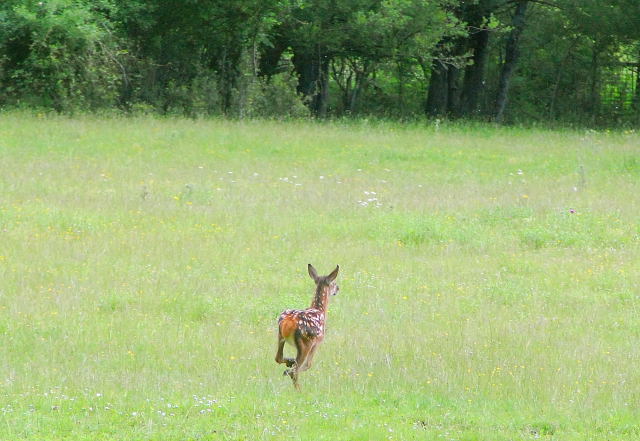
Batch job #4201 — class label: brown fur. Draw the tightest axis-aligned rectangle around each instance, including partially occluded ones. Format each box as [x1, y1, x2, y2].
[274, 264, 339, 390]
[279, 316, 298, 339]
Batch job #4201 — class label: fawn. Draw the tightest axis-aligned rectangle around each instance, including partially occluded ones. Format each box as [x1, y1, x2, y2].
[275, 264, 340, 389]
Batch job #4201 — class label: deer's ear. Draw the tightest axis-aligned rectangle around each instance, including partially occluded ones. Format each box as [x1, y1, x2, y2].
[327, 265, 339, 282]
[308, 264, 319, 282]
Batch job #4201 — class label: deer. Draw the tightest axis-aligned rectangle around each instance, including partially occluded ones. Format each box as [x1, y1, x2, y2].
[275, 264, 340, 390]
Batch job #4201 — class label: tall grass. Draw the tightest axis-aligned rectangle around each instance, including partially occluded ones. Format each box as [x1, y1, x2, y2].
[0, 113, 639, 440]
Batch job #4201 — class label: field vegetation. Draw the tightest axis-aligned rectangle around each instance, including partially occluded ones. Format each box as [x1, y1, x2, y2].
[0, 114, 639, 440]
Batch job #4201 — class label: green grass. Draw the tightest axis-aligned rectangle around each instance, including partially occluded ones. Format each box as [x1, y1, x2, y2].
[0, 113, 639, 440]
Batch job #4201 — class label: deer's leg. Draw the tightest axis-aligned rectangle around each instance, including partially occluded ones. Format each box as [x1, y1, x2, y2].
[275, 337, 286, 364]
[297, 341, 321, 372]
[275, 333, 295, 367]
[286, 335, 313, 390]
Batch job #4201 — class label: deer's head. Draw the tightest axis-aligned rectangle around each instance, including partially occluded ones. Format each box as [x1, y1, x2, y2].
[308, 264, 340, 296]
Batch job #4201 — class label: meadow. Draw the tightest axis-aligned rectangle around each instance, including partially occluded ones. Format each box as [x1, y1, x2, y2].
[0, 113, 639, 440]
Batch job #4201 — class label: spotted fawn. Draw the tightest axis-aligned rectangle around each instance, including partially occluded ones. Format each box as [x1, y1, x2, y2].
[275, 264, 340, 390]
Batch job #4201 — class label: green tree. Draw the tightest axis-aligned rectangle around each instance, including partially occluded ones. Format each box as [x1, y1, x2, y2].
[269, 0, 459, 117]
[0, 0, 123, 111]
[111, 0, 280, 113]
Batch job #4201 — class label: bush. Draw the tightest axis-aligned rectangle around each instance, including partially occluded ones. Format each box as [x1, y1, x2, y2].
[0, 0, 124, 112]
[246, 70, 310, 119]
[228, 51, 309, 119]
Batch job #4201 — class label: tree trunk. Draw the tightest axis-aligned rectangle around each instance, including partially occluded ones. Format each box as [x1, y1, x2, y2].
[548, 40, 577, 119]
[292, 44, 330, 117]
[315, 56, 330, 118]
[635, 64, 640, 107]
[348, 67, 367, 114]
[459, 27, 490, 117]
[633, 49, 640, 113]
[425, 60, 448, 116]
[397, 60, 406, 118]
[447, 66, 461, 113]
[424, 35, 466, 117]
[589, 42, 601, 123]
[494, 1, 529, 123]
[259, 28, 289, 78]
[218, 45, 243, 114]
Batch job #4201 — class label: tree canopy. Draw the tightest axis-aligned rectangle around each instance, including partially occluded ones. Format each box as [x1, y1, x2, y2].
[0, 0, 638, 125]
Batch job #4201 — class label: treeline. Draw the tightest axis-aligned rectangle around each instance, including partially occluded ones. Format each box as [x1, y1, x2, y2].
[0, 0, 639, 125]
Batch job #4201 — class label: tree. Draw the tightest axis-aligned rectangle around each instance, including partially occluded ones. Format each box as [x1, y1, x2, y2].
[273, 0, 459, 117]
[0, 0, 637, 123]
[0, 0, 123, 111]
[425, 0, 500, 118]
[494, 0, 529, 122]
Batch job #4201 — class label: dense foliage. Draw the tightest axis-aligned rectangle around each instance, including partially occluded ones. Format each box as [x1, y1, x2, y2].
[0, 0, 638, 124]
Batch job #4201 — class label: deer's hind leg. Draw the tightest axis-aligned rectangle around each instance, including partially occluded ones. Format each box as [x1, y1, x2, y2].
[286, 334, 314, 390]
[275, 334, 295, 368]
[297, 341, 321, 373]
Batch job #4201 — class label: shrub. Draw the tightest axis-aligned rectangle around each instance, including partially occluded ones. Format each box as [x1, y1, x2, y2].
[0, 0, 124, 112]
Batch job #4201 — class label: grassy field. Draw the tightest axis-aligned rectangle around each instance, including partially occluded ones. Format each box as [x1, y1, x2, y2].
[0, 113, 639, 440]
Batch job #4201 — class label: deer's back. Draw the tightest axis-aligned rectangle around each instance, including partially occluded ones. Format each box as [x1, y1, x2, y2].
[278, 308, 325, 341]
